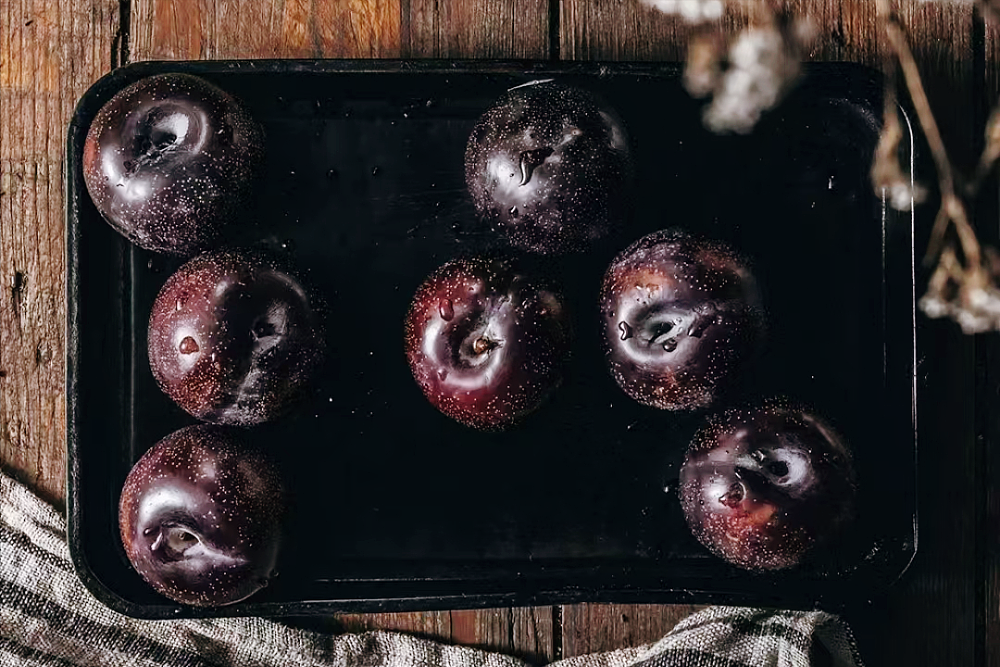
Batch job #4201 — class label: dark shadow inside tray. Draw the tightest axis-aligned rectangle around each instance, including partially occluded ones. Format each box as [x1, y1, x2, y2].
[68, 61, 917, 617]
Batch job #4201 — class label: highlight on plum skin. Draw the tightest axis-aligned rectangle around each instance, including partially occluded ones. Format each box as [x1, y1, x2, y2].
[678, 403, 858, 572]
[82, 72, 264, 256]
[147, 247, 325, 427]
[599, 229, 764, 411]
[118, 424, 285, 607]
[464, 80, 633, 255]
[403, 255, 572, 431]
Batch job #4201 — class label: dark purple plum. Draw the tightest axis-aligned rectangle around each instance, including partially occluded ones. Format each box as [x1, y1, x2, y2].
[83, 73, 264, 255]
[678, 404, 857, 571]
[600, 230, 764, 410]
[403, 256, 571, 430]
[118, 424, 285, 606]
[464, 80, 632, 254]
[148, 248, 324, 426]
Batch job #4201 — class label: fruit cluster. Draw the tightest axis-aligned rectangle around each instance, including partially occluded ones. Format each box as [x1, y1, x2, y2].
[85, 73, 861, 608]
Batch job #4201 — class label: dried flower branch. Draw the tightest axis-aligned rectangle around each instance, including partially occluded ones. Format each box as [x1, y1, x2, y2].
[873, 1, 1000, 333]
[918, 245, 1000, 334]
[968, 105, 1000, 194]
[870, 90, 927, 212]
[677, 3, 814, 134]
[659, 0, 1000, 333]
[882, 17, 968, 248]
[701, 23, 808, 133]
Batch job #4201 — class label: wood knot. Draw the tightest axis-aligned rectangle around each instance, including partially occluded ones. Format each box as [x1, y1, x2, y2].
[35, 343, 53, 366]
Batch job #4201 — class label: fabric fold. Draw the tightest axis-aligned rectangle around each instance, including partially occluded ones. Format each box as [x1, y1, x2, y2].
[1, 469, 860, 667]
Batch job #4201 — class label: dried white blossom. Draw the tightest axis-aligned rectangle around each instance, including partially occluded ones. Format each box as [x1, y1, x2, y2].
[641, 0, 725, 22]
[919, 250, 1000, 334]
[884, 181, 927, 212]
[918, 293, 951, 320]
[919, 287, 1000, 334]
[954, 286, 1000, 333]
[871, 108, 926, 212]
[699, 24, 807, 134]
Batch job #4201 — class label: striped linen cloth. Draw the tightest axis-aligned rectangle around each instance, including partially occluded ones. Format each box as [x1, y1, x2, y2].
[1, 468, 862, 667]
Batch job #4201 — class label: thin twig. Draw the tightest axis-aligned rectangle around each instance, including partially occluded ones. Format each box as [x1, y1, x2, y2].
[880, 9, 982, 269]
[883, 23, 955, 197]
[966, 3, 1000, 195]
[967, 106, 1000, 195]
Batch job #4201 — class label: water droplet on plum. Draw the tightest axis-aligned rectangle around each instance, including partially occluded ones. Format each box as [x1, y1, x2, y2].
[687, 316, 712, 338]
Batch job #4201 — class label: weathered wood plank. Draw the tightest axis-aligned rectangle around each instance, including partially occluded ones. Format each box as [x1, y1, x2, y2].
[0, 0, 121, 511]
[130, 0, 403, 61]
[980, 7, 999, 667]
[559, 0, 750, 61]
[557, 0, 888, 65]
[786, 0, 879, 63]
[333, 607, 556, 664]
[131, 0, 552, 62]
[561, 603, 705, 656]
[408, 0, 550, 58]
[838, 4, 980, 667]
[449, 608, 555, 664]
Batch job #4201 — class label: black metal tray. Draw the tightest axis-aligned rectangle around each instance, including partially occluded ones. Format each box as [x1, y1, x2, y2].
[67, 59, 918, 619]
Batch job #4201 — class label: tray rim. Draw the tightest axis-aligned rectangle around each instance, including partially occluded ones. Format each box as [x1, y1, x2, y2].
[65, 57, 920, 619]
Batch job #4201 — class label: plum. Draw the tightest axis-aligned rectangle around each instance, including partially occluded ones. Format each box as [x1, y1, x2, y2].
[403, 255, 571, 430]
[147, 248, 324, 426]
[118, 424, 285, 606]
[678, 404, 857, 571]
[600, 229, 764, 410]
[83, 73, 264, 255]
[464, 80, 633, 254]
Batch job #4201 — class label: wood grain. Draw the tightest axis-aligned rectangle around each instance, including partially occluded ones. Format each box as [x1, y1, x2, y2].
[408, 0, 550, 58]
[131, 0, 552, 62]
[0, 1, 992, 665]
[130, 0, 403, 60]
[557, 0, 878, 64]
[990, 8, 1000, 109]
[786, 0, 879, 63]
[334, 608, 556, 664]
[556, 0, 928, 67]
[835, 4, 980, 667]
[980, 7, 999, 667]
[561, 603, 704, 657]
[0, 0, 120, 511]
[559, 0, 747, 62]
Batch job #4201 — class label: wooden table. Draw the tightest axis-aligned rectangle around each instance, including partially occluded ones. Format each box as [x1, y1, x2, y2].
[2, 1, 997, 665]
